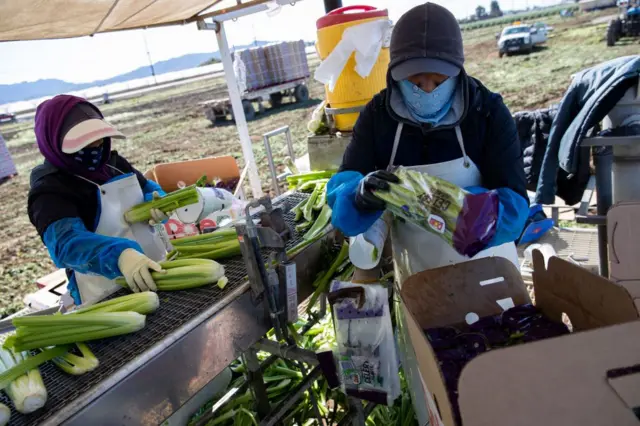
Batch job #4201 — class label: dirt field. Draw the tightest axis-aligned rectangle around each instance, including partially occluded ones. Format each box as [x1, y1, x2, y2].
[1, 9, 638, 317]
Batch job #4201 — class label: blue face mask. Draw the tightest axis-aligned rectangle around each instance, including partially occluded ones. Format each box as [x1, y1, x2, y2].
[398, 76, 458, 125]
[72, 144, 104, 171]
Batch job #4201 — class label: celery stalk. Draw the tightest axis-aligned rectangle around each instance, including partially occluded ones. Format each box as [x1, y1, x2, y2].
[306, 242, 349, 313]
[0, 402, 9, 426]
[124, 185, 199, 223]
[51, 343, 99, 376]
[303, 204, 332, 241]
[7, 312, 146, 351]
[71, 292, 159, 315]
[117, 259, 226, 291]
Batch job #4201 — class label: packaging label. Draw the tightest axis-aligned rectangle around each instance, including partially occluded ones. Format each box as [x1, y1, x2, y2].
[428, 214, 446, 234]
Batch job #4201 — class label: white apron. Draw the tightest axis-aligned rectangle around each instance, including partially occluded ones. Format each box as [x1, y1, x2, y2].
[389, 123, 519, 425]
[73, 166, 167, 306]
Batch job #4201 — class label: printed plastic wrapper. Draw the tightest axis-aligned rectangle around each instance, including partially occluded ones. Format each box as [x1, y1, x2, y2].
[328, 281, 401, 405]
[373, 166, 499, 257]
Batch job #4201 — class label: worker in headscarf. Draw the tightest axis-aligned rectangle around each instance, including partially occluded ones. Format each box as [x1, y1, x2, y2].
[28, 95, 170, 307]
[329, 2, 528, 269]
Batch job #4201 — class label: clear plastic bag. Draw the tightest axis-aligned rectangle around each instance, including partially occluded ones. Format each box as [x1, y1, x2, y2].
[373, 166, 499, 257]
[328, 281, 401, 405]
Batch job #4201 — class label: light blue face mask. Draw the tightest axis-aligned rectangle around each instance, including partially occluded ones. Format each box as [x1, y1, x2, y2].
[398, 76, 458, 125]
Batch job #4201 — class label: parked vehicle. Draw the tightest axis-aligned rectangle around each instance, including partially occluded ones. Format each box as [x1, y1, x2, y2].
[607, 0, 640, 46]
[497, 24, 547, 58]
[0, 112, 16, 124]
[201, 41, 310, 126]
[200, 79, 309, 126]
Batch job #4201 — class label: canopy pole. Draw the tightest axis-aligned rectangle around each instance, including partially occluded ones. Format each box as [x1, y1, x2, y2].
[215, 20, 263, 198]
[323, 0, 342, 13]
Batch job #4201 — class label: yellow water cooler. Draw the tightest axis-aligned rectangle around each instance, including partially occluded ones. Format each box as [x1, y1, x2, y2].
[316, 5, 390, 132]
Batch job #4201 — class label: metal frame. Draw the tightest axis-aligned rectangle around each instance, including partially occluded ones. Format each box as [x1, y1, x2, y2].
[263, 126, 296, 196]
[575, 134, 639, 277]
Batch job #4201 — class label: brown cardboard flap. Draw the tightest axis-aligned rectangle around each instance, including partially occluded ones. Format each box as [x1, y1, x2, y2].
[401, 257, 530, 329]
[151, 156, 240, 192]
[608, 201, 640, 281]
[402, 301, 453, 426]
[532, 250, 639, 331]
[399, 257, 531, 426]
[458, 321, 640, 426]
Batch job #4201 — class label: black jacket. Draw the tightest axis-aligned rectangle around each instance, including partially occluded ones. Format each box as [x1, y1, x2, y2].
[514, 107, 591, 205]
[28, 151, 149, 239]
[339, 2, 527, 202]
[339, 77, 528, 201]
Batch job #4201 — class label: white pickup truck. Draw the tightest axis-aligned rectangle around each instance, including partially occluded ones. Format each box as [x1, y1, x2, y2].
[497, 24, 548, 57]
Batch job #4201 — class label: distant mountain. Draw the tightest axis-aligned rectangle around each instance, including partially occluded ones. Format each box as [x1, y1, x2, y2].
[0, 40, 279, 104]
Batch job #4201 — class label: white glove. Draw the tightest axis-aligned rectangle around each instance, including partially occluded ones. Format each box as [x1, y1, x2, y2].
[118, 249, 163, 292]
[149, 191, 169, 225]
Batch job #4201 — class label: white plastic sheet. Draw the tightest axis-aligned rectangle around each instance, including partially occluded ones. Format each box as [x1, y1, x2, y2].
[314, 19, 392, 92]
[233, 54, 248, 94]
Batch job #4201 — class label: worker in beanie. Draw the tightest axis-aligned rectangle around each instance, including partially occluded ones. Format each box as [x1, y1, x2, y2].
[328, 2, 528, 266]
[28, 95, 169, 307]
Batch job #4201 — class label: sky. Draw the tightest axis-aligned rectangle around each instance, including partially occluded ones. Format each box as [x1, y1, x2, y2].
[0, 0, 564, 85]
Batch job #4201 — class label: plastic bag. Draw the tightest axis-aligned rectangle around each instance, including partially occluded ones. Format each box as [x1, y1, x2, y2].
[328, 281, 401, 405]
[373, 166, 499, 257]
[314, 19, 392, 92]
[233, 53, 247, 94]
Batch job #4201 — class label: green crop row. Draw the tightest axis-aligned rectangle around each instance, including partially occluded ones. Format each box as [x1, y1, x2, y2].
[460, 4, 579, 31]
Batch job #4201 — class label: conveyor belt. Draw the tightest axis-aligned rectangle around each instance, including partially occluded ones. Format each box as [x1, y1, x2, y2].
[0, 192, 310, 426]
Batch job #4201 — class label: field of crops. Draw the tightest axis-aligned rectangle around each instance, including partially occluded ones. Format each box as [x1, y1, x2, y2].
[0, 8, 638, 318]
[460, 4, 579, 31]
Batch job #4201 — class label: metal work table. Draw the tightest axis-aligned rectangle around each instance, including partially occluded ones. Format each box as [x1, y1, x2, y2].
[0, 191, 330, 426]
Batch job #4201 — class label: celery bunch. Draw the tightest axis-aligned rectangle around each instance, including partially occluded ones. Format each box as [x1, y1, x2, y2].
[372, 167, 467, 247]
[5, 312, 147, 352]
[116, 258, 227, 291]
[0, 347, 47, 414]
[169, 228, 241, 261]
[124, 185, 199, 223]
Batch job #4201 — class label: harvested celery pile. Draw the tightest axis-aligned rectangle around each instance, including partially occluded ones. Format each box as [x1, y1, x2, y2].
[187, 314, 419, 426]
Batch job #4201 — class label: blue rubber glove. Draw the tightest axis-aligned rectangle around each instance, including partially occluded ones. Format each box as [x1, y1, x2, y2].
[466, 186, 529, 248]
[143, 179, 166, 202]
[44, 217, 143, 279]
[327, 171, 383, 237]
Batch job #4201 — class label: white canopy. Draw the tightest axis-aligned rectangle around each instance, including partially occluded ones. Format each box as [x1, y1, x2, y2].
[0, 0, 275, 41]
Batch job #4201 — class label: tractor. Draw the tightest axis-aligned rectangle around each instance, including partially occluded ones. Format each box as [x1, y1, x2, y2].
[607, 1, 640, 46]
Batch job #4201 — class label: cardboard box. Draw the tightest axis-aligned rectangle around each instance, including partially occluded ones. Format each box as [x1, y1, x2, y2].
[607, 201, 640, 312]
[145, 155, 239, 193]
[458, 321, 640, 426]
[399, 252, 639, 426]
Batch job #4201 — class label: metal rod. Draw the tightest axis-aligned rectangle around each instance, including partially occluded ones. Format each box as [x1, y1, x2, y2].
[579, 135, 640, 147]
[594, 147, 613, 277]
[243, 349, 271, 417]
[324, 0, 343, 13]
[254, 339, 319, 365]
[338, 397, 366, 426]
[259, 366, 323, 426]
[214, 20, 262, 197]
[284, 127, 295, 161]
[263, 133, 281, 196]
